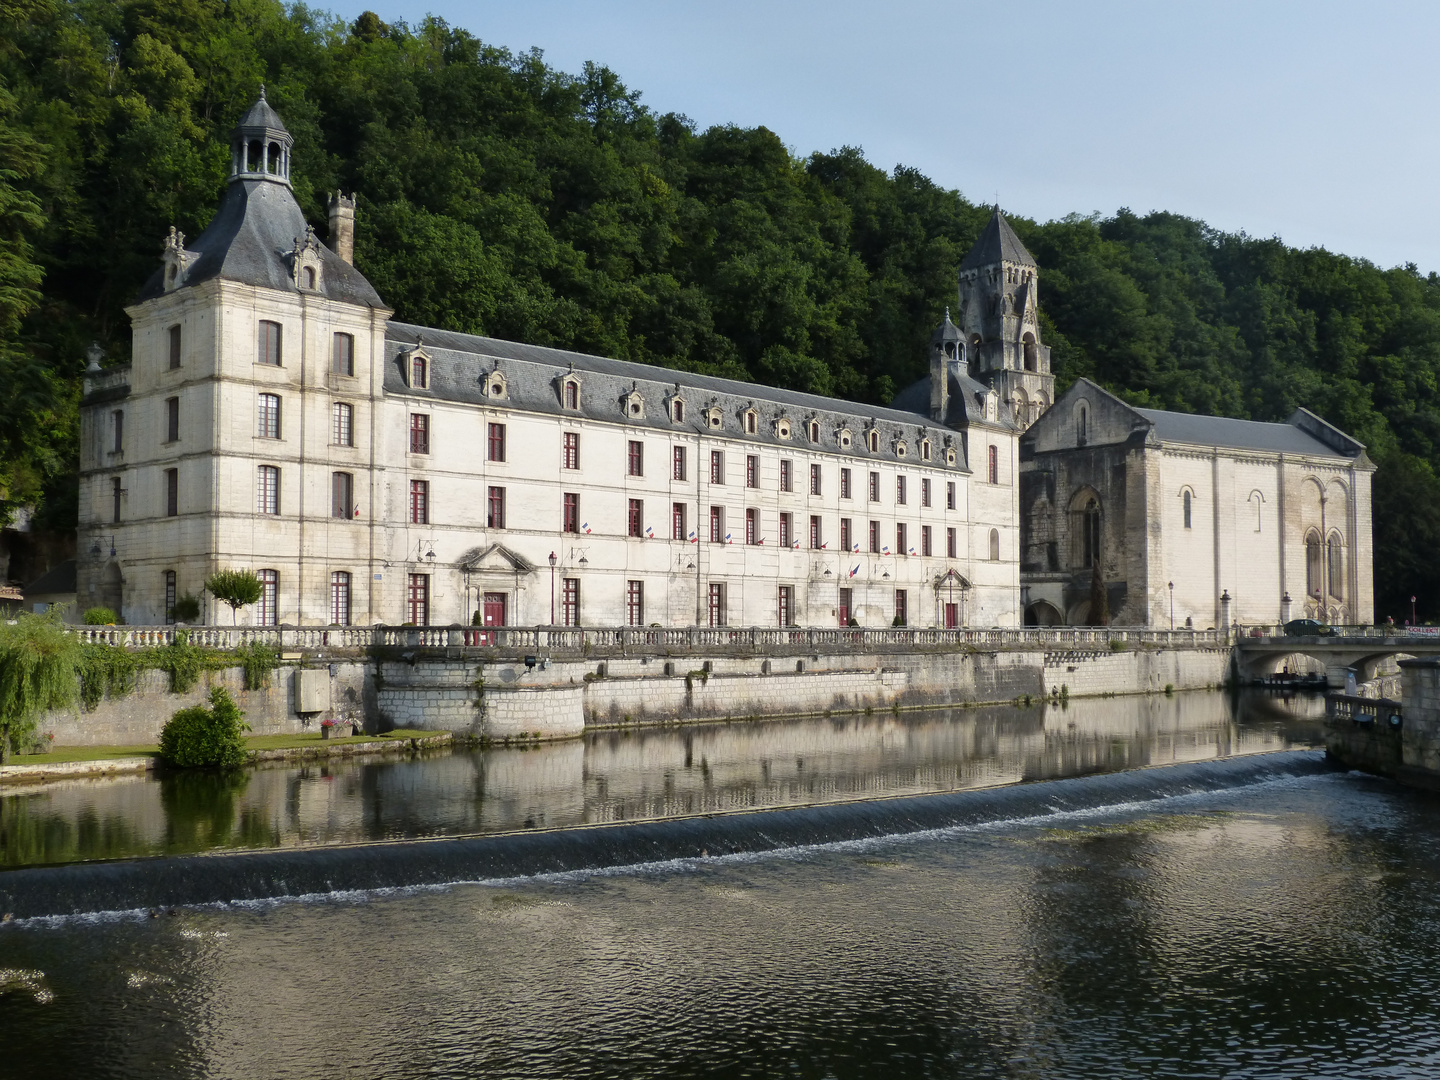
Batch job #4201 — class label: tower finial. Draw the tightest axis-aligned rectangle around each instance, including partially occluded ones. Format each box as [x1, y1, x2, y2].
[945, 305, 951, 322]
[259, 83, 266, 101]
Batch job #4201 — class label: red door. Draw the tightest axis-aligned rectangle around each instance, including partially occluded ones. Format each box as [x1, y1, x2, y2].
[838, 588, 852, 628]
[944, 602, 958, 629]
[479, 592, 506, 645]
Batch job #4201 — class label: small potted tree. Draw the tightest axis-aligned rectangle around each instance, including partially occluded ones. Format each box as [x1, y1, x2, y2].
[205, 569, 263, 625]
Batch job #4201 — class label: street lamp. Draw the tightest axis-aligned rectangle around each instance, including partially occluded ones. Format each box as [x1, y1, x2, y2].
[1168, 580, 1174, 631]
[1413, 594, 1418, 626]
[548, 551, 557, 624]
[90, 535, 116, 559]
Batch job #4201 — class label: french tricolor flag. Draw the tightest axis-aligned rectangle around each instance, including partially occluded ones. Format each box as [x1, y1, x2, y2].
[849, 565, 860, 578]
[725, 533, 733, 544]
[645, 525, 655, 538]
[688, 529, 698, 543]
[582, 522, 592, 534]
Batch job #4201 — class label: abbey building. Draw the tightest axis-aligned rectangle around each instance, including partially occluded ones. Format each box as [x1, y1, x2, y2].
[76, 94, 1372, 630]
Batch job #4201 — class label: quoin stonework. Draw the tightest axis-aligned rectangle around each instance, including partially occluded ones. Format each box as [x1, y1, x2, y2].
[76, 94, 1372, 631]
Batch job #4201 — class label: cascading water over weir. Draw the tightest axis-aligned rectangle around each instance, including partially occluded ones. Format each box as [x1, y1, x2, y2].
[0, 752, 1333, 921]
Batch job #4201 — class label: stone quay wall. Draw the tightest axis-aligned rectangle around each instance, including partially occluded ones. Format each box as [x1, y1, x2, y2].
[1324, 658, 1440, 791]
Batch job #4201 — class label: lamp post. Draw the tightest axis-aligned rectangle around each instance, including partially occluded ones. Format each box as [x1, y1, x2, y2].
[90, 535, 116, 559]
[1413, 594, 1418, 626]
[1168, 580, 1174, 631]
[548, 551, 557, 625]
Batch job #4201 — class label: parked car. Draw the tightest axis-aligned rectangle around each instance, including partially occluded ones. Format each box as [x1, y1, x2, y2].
[1283, 618, 1335, 637]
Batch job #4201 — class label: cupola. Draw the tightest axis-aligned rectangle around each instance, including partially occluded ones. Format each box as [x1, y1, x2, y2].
[230, 86, 293, 187]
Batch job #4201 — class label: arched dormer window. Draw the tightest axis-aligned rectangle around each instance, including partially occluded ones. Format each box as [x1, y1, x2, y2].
[670, 397, 685, 423]
[743, 409, 758, 435]
[866, 429, 880, 454]
[486, 370, 507, 400]
[920, 439, 931, 462]
[409, 352, 429, 389]
[561, 377, 580, 410]
[303, 266, 316, 290]
[808, 420, 821, 443]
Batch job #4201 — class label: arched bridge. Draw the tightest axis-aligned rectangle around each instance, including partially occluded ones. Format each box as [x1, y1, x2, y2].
[1236, 631, 1440, 687]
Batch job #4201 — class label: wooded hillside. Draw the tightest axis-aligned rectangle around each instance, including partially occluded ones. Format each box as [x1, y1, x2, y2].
[4, 1, 1438, 619]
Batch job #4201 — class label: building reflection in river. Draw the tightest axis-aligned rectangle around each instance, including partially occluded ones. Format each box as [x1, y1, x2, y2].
[0, 691, 1324, 868]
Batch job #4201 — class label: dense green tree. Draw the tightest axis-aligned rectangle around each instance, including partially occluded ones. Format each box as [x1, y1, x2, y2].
[4, 1, 1440, 619]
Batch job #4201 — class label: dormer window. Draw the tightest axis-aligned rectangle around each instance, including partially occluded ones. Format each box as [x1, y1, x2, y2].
[671, 397, 685, 423]
[562, 377, 580, 410]
[705, 407, 723, 430]
[920, 439, 932, 462]
[743, 409, 758, 435]
[838, 428, 853, 449]
[622, 389, 645, 419]
[407, 351, 429, 389]
[866, 429, 880, 454]
[895, 440, 908, 459]
[486, 370, 507, 400]
[945, 447, 957, 467]
[303, 267, 316, 289]
[775, 417, 791, 440]
[808, 420, 820, 443]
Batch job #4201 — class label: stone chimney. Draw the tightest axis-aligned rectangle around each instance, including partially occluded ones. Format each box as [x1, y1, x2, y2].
[929, 309, 963, 424]
[328, 192, 356, 264]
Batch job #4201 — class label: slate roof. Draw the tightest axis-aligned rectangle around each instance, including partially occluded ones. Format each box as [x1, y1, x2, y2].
[385, 322, 972, 470]
[236, 92, 287, 134]
[135, 179, 385, 307]
[1135, 408, 1350, 458]
[959, 208, 1036, 271]
[891, 366, 1014, 432]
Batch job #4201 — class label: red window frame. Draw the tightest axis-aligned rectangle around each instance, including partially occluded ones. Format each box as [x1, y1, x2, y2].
[779, 513, 792, 549]
[407, 573, 429, 625]
[563, 492, 579, 533]
[410, 479, 429, 525]
[561, 577, 580, 626]
[780, 459, 792, 493]
[746, 508, 758, 545]
[709, 505, 723, 543]
[409, 413, 430, 454]
[331, 571, 352, 626]
[626, 580, 644, 626]
[711, 451, 725, 485]
[809, 515, 821, 549]
[988, 445, 998, 484]
[562, 432, 579, 470]
[673, 445, 686, 480]
[488, 422, 505, 462]
[840, 468, 851, 499]
[627, 440, 644, 477]
[628, 498, 644, 537]
[746, 455, 758, 488]
[486, 485, 504, 529]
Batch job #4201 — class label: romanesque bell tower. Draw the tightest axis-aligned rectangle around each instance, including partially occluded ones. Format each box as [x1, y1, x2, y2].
[956, 208, 1054, 429]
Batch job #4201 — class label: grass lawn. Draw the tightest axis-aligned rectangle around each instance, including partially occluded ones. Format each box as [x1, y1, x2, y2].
[10, 729, 443, 765]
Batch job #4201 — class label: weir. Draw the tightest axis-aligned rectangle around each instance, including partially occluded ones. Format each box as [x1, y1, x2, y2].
[0, 751, 1333, 920]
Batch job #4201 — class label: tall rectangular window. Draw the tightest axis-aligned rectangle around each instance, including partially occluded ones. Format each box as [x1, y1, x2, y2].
[780, 459, 792, 493]
[869, 471, 880, 502]
[331, 571, 352, 626]
[258, 320, 282, 366]
[332, 402, 353, 446]
[673, 445, 687, 480]
[258, 393, 281, 439]
[947, 527, 957, 559]
[168, 325, 182, 369]
[111, 477, 122, 523]
[810, 464, 822, 496]
[564, 381, 578, 409]
[409, 413, 429, 454]
[921, 479, 932, 508]
[165, 468, 180, 516]
[407, 573, 429, 626]
[987, 445, 998, 484]
[840, 467, 852, 500]
[626, 580, 645, 627]
[809, 515, 822, 549]
[563, 432, 580, 470]
[561, 578, 580, 626]
[779, 512, 793, 549]
[257, 465, 278, 515]
[746, 507, 758, 545]
[745, 455, 758, 488]
[708, 583, 727, 626]
[947, 482, 956, 511]
[628, 498, 644, 537]
[711, 451, 725, 485]
[486, 485, 504, 529]
[627, 440, 644, 477]
[922, 525, 932, 556]
[410, 355, 428, 389]
[488, 422, 506, 462]
[332, 332, 354, 376]
[869, 520, 880, 553]
[897, 522, 908, 555]
[165, 397, 180, 443]
[164, 570, 177, 624]
[111, 410, 124, 453]
[410, 479, 429, 525]
[563, 492, 580, 533]
[840, 517, 852, 553]
[672, 501, 686, 540]
[709, 505, 724, 543]
[896, 475, 907, 505]
[777, 585, 793, 628]
[258, 569, 278, 626]
[332, 472, 353, 519]
[894, 589, 908, 627]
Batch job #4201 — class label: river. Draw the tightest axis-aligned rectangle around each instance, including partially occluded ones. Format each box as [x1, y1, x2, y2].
[8, 690, 1440, 1078]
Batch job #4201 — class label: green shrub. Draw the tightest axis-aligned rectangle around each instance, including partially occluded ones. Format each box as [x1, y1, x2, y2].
[159, 686, 250, 768]
[0, 610, 83, 760]
[171, 593, 202, 623]
[83, 607, 118, 625]
[236, 642, 279, 690]
[154, 629, 206, 693]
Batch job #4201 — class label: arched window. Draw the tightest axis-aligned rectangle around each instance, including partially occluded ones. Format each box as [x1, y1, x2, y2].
[1077, 404, 1088, 447]
[1183, 490, 1192, 529]
[411, 354, 428, 389]
[989, 529, 1000, 561]
[1328, 533, 1344, 600]
[1022, 332, 1037, 372]
[303, 266, 316, 290]
[1069, 493, 1102, 570]
[808, 420, 820, 443]
[564, 380, 578, 409]
[1305, 532, 1322, 598]
[671, 398, 685, 423]
[867, 430, 879, 453]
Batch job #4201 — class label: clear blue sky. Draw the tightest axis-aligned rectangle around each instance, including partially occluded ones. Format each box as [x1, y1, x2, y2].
[327, 0, 1440, 273]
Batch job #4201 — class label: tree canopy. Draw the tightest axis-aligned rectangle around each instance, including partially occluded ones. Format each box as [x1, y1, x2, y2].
[4, 1, 1440, 618]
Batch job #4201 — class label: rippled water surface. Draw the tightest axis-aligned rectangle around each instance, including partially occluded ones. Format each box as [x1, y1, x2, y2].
[10, 691, 1433, 1080]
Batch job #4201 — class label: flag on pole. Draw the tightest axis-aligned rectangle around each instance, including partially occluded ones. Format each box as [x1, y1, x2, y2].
[582, 522, 592, 534]
[645, 525, 655, 538]
[820, 542, 828, 549]
[688, 529, 697, 543]
[852, 542, 860, 553]
[849, 565, 860, 578]
[882, 545, 891, 555]
[759, 537, 767, 545]
[725, 533, 733, 544]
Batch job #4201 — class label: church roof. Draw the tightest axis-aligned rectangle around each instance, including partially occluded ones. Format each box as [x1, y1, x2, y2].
[1134, 409, 1337, 456]
[959, 208, 1037, 271]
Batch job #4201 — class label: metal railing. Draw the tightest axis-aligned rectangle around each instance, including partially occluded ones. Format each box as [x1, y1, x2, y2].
[69, 623, 1229, 654]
